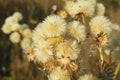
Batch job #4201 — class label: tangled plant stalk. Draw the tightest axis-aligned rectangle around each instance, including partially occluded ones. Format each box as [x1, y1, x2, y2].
[1, 0, 120, 80]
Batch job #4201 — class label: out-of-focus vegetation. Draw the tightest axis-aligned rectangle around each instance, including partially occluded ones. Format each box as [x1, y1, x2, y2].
[99, 0, 120, 25]
[0, 0, 120, 80]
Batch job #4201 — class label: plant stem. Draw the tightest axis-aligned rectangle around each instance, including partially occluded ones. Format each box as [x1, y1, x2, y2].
[99, 47, 104, 65]
[114, 63, 120, 80]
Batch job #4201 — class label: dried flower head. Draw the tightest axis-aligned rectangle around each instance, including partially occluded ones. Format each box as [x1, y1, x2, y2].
[64, 1, 75, 16]
[5, 16, 18, 24]
[94, 32, 108, 47]
[97, 61, 115, 80]
[55, 40, 80, 60]
[57, 58, 70, 66]
[87, 0, 96, 5]
[57, 58, 78, 72]
[96, 3, 105, 16]
[24, 46, 34, 61]
[57, 10, 68, 18]
[48, 67, 70, 80]
[70, 0, 95, 17]
[67, 21, 86, 42]
[42, 15, 67, 37]
[5, 1, 119, 80]
[32, 23, 47, 43]
[78, 74, 98, 80]
[69, 62, 79, 72]
[43, 58, 59, 71]
[20, 38, 31, 50]
[21, 24, 29, 30]
[9, 32, 21, 43]
[13, 12, 23, 21]
[90, 16, 112, 37]
[33, 40, 53, 63]
[2, 24, 12, 34]
[11, 23, 21, 32]
[22, 28, 32, 38]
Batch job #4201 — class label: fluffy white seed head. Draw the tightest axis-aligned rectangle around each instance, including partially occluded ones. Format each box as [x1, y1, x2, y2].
[32, 23, 47, 43]
[5, 16, 18, 24]
[64, 1, 75, 15]
[5, 12, 22, 25]
[13, 12, 23, 21]
[78, 74, 98, 80]
[89, 16, 112, 36]
[36, 22, 42, 28]
[9, 32, 21, 43]
[11, 23, 21, 32]
[70, 1, 95, 17]
[2, 24, 12, 34]
[34, 40, 53, 63]
[48, 67, 70, 80]
[24, 45, 35, 61]
[22, 28, 32, 38]
[87, 0, 96, 5]
[55, 40, 80, 60]
[77, 0, 96, 5]
[21, 24, 29, 29]
[67, 21, 86, 42]
[20, 38, 31, 50]
[19, 24, 29, 33]
[52, 5, 57, 11]
[57, 58, 70, 65]
[42, 15, 67, 37]
[96, 3, 105, 16]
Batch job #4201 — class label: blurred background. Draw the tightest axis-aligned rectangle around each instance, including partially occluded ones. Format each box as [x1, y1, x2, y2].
[0, 0, 120, 80]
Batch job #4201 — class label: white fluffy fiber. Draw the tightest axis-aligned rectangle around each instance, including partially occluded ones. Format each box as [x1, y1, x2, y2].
[32, 23, 47, 43]
[55, 40, 80, 60]
[67, 21, 86, 42]
[20, 38, 31, 50]
[78, 74, 98, 80]
[5, 16, 18, 24]
[96, 3, 105, 16]
[69, 0, 95, 17]
[89, 16, 112, 36]
[42, 15, 67, 37]
[13, 12, 23, 21]
[33, 40, 53, 63]
[2, 12, 23, 34]
[21, 28, 32, 38]
[48, 67, 70, 80]
[5, 12, 22, 24]
[64, 1, 75, 16]
[2, 24, 12, 34]
[9, 32, 21, 43]
[11, 23, 21, 32]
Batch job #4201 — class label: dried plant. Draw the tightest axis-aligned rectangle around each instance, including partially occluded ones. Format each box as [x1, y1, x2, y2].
[1, 0, 120, 80]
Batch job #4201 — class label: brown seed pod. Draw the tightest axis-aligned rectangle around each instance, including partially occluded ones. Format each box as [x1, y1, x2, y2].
[95, 61, 115, 80]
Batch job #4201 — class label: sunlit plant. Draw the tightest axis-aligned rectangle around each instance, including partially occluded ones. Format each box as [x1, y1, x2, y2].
[1, 0, 120, 80]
